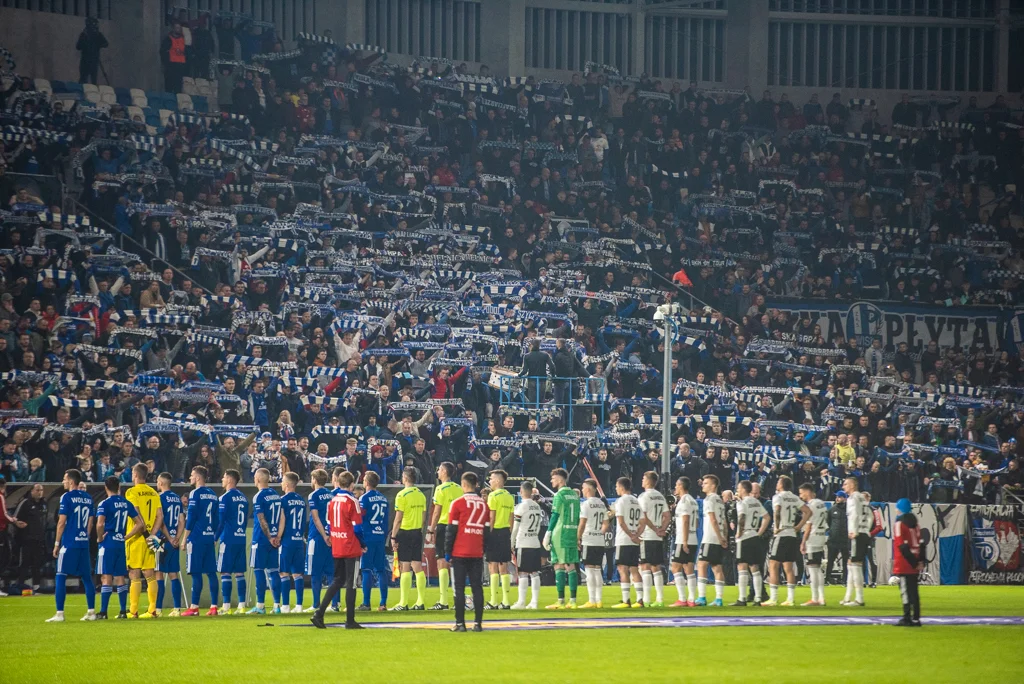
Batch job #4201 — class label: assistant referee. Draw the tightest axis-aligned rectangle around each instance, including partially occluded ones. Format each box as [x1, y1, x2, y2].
[390, 467, 427, 610]
[485, 470, 515, 609]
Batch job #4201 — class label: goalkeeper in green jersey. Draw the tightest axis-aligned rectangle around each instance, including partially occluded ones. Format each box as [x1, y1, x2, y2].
[542, 468, 581, 609]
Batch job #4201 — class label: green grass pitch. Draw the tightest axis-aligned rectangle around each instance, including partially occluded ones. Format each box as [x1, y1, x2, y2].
[4, 586, 1022, 683]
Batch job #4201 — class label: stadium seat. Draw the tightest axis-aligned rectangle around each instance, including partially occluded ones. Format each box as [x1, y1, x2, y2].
[159, 109, 175, 126]
[84, 90, 102, 104]
[132, 94, 149, 108]
[98, 84, 114, 97]
[176, 93, 193, 111]
[182, 77, 197, 95]
[50, 80, 69, 93]
[194, 78, 212, 94]
[145, 115, 161, 129]
[34, 78, 52, 94]
[63, 82, 84, 94]
[127, 105, 145, 122]
[100, 91, 117, 105]
[130, 88, 146, 99]
[192, 95, 208, 112]
[82, 83, 99, 96]
[115, 87, 132, 105]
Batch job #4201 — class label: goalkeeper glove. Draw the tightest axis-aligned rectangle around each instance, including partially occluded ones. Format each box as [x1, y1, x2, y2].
[542, 531, 552, 551]
[146, 535, 161, 553]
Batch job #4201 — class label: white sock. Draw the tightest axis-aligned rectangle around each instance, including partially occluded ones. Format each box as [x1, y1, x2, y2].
[769, 584, 778, 602]
[641, 571, 653, 604]
[714, 581, 724, 601]
[844, 568, 855, 602]
[517, 576, 529, 604]
[294, 604, 302, 612]
[222, 602, 230, 611]
[530, 574, 541, 606]
[697, 577, 707, 599]
[752, 571, 763, 602]
[853, 568, 865, 603]
[632, 580, 643, 602]
[620, 582, 630, 602]
[590, 568, 603, 604]
[653, 570, 664, 603]
[257, 602, 265, 609]
[737, 570, 749, 602]
[673, 572, 686, 601]
[584, 568, 594, 603]
[810, 567, 822, 602]
[687, 576, 698, 601]
[787, 584, 796, 603]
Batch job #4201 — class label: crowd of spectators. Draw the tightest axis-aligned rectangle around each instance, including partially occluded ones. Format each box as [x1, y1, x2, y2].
[1, 10, 1023, 519]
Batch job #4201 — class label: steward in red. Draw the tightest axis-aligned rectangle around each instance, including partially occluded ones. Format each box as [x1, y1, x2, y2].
[311, 469, 364, 630]
[444, 471, 487, 632]
[892, 498, 926, 627]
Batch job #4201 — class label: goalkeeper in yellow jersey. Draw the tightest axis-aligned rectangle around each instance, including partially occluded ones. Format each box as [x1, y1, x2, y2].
[124, 463, 163, 618]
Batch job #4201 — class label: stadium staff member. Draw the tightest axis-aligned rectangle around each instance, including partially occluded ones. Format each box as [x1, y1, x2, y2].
[445, 472, 487, 632]
[893, 498, 925, 627]
[310, 470, 364, 630]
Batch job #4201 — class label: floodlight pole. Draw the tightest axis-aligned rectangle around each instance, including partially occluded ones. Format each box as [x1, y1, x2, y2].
[661, 315, 673, 481]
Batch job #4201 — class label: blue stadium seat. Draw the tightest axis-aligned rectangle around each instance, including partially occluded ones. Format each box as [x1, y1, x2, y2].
[115, 87, 132, 105]
[145, 114, 161, 128]
[192, 96, 208, 113]
[50, 81, 69, 93]
[63, 82, 84, 94]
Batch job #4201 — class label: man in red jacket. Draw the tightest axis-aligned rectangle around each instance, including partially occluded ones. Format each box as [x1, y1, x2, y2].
[310, 470, 364, 630]
[445, 472, 487, 632]
[892, 498, 924, 627]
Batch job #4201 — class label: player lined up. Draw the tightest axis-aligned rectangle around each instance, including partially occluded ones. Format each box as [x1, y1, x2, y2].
[46, 465, 877, 622]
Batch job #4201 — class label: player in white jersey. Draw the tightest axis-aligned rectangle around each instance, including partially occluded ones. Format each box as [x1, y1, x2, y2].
[842, 477, 873, 606]
[510, 481, 544, 609]
[577, 480, 608, 608]
[731, 480, 769, 606]
[695, 474, 727, 607]
[605, 477, 643, 608]
[799, 483, 829, 606]
[763, 475, 810, 606]
[670, 476, 699, 607]
[636, 471, 670, 607]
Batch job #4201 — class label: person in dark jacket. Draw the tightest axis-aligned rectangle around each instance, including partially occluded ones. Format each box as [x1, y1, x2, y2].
[518, 340, 555, 406]
[13, 482, 48, 592]
[76, 17, 108, 85]
[825, 491, 849, 584]
[552, 338, 587, 427]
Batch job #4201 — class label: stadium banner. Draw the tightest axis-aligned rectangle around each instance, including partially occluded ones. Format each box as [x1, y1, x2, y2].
[967, 505, 1024, 585]
[874, 502, 948, 584]
[766, 299, 1022, 351]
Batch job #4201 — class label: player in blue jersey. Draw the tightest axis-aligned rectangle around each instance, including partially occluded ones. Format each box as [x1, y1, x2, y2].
[96, 477, 145, 619]
[278, 472, 307, 613]
[181, 465, 220, 616]
[357, 470, 390, 611]
[249, 467, 283, 614]
[217, 469, 250, 614]
[305, 468, 338, 613]
[156, 472, 185, 617]
[47, 469, 97, 622]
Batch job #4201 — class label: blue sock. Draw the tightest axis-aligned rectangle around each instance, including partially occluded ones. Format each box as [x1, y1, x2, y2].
[377, 570, 388, 606]
[191, 574, 203, 607]
[100, 585, 112, 614]
[117, 585, 128, 612]
[55, 574, 67, 611]
[156, 578, 165, 610]
[170, 578, 183, 608]
[236, 577, 246, 605]
[221, 576, 232, 605]
[206, 573, 219, 606]
[255, 569, 267, 605]
[280, 576, 291, 607]
[294, 577, 304, 607]
[269, 572, 282, 605]
[361, 569, 374, 606]
[82, 573, 95, 610]
[311, 575, 322, 609]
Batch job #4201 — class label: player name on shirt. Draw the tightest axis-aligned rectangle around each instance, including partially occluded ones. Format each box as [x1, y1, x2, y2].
[772, 491, 803, 537]
[736, 497, 765, 541]
[806, 498, 828, 551]
[847, 491, 873, 535]
[514, 499, 543, 549]
[579, 497, 607, 546]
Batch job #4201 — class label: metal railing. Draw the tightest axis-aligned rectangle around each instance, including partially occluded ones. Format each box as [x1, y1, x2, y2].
[494, 374, 607, 431]
[69, 197, 214, 297]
